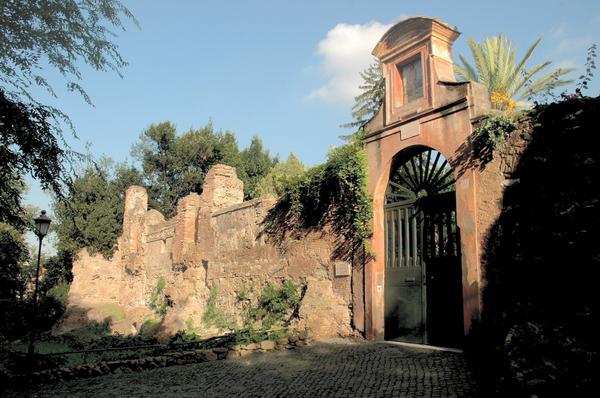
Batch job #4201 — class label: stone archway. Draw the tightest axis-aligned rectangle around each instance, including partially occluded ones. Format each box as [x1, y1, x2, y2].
[357, 16, 492, 342]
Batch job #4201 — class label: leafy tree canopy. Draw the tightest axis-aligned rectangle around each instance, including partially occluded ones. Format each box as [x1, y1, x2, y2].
[131, 121, 271, 217]
[0, 0, 137, 107]
[1, 0, 136, 230]
[454, 34, 574, 110]
[1, 90, 74, 227]
[53, 158, 143, 258]
[255, 153, 305, 198]
[239, 136, 279, 200]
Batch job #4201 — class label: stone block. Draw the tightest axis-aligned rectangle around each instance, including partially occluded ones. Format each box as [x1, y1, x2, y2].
[241, 343, 259, 351]
[260, 340, 276, 350]
[334, 261, 351, 277]
[226, 350, 241, 359]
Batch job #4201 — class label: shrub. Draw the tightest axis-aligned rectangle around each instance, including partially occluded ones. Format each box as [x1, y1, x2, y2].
[265, 133, 372, 259]
[472, 113, 518, 165]
[148, 277, 171, 318]
[139, 319, 161, 337]
[202, 287, 235, 330]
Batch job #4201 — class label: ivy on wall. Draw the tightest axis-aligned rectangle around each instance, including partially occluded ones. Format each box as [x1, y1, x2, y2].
[264, 132, 373, 258]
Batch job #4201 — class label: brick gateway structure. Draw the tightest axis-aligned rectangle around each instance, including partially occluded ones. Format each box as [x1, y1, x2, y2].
[62, 17, 518, 347]
[359, 17, 493, 345]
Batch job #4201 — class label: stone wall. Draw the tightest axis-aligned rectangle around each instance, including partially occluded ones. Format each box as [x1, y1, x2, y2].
[60, 165, 354, 339]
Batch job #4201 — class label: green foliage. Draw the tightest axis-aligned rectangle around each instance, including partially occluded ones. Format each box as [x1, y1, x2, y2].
[202, 287, 236, 330]
[0, 223, 29, 301]
[342, 59, 385, 132]
[0, 91, 75, 229]
[47, 283, 70, 306]
[238, 136, 278, 200]
[471, 113, 518, 166]
[149, 277, 171, 318]
[170, 328, 202, 344]
[244, 280, 301, 330]
[269, 133, 372, 254]
[0, 0, 136, 108]
[454, 34, 574, 108]
[131, 122, 276, 217]
[255, 153, 305, 198]
[474, 114, 518, 150]
[234, 280, 304, 344]
[139, 319, 161, 337]
[53, 160, 139, 258]
[1, 0, 137, 231]
[41, 250, 73, 294]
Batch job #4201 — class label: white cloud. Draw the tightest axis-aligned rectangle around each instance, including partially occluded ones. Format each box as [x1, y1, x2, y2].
[306, 21, 392, 104]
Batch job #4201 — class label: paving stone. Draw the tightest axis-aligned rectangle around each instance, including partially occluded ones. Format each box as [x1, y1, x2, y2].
[17, 340, 479, 397]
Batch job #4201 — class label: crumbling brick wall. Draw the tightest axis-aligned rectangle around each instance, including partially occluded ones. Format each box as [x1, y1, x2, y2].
[60, 164, 354, 339]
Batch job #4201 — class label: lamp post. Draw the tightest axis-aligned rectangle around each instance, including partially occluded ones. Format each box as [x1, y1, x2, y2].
[27, 210, 51, 362]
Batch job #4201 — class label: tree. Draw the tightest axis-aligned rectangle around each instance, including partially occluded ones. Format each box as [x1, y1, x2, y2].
[1, 0, 136, 229]
[53, 158, 144, 258]
[0, 0, 136, 107]
[53, 162, 123, 258]
[0, 91, 73, 228]
[255, 153, 305, 198]
[239, 136, 278, 200]
[342, 59, 385, 131]
[454, 34, 574, 110]
[132, 121, 240, 217]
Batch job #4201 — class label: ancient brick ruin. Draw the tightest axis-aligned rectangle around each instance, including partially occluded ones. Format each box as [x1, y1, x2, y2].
[61, 165, 354, 339]
[62, 16, 575, 348]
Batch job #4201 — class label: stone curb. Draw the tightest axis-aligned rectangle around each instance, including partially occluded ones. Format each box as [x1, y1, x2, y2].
[2, 334, 311, 385]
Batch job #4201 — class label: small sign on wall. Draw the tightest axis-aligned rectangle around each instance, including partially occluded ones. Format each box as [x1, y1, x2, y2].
[400, 121, 421, 140]
[334, 261, 351, 277]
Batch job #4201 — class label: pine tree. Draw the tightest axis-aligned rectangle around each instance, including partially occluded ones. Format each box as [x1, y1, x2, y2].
[342, 59, 385, 131]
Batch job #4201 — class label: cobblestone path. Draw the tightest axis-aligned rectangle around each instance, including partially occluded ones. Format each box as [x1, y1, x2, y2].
[20, 340, 479, 397]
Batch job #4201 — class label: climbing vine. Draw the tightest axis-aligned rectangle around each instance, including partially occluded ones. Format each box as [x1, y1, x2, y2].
[471, 113, 518, 165]
[266, 132, 372, 254]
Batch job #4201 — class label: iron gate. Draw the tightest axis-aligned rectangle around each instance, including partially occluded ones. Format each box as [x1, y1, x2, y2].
[384, 147, 464, 347]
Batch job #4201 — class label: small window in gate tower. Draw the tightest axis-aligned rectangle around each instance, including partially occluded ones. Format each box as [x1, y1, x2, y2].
[397, 56, 423, 104]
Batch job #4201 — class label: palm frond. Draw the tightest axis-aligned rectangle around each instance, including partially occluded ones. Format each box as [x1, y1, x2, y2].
[510, 38, 542, 88]
[518, 67, 575, 100]
[455, 54, 479, 81]
[509, 61, 551, 97]
[456, 34, 574, 108]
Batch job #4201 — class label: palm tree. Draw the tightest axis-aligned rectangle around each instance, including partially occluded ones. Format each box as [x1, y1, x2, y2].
[454, 34, 574, 110]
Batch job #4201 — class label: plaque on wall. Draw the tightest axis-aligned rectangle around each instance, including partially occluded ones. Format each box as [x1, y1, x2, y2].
[400, 121, 421, 140]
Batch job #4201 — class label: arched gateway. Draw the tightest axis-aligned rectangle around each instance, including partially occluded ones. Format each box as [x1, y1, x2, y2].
[358, 17, 492, 345]
[384, 146, 463, 347]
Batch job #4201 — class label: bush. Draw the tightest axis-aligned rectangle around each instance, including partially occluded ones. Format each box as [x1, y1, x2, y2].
[149, 278, 171, 318]
[472, 113, 518, 164]
[139, 319, 161, 337]
[265, 133, 372, 260]
[202, 287, 235, 330]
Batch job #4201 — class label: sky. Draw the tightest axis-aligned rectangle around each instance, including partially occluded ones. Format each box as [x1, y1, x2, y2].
[21, 0, 600, 246]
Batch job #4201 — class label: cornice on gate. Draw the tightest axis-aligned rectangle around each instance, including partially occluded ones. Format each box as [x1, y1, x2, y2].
[367, 17, 470, 134]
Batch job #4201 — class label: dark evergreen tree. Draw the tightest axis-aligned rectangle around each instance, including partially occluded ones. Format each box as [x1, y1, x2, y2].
[342, 59, 385, 132]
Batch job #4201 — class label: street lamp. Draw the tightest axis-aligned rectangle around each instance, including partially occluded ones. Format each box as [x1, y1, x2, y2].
[27, 210, 51, 362]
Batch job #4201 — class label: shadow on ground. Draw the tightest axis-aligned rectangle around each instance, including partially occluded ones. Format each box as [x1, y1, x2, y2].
[5, 340, 479, 398]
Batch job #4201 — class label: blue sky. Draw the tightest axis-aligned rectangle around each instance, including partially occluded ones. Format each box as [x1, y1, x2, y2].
[23, 0, 600, 226]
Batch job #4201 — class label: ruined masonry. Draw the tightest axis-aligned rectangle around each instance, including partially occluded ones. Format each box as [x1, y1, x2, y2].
[61, 165, 354, 338]
[63, 16, 531, 347]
